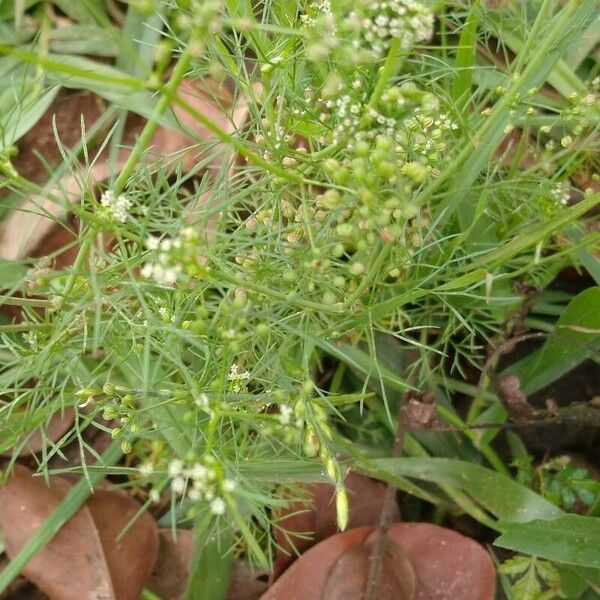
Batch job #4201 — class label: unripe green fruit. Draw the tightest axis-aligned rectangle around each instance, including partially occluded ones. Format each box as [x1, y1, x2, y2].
[402, 161, 428, 183]
[354, 141, 370, 157]
[377, 161, 396, 179]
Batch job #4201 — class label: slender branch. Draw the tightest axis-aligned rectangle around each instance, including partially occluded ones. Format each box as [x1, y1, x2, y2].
[364, 399, 406, 600]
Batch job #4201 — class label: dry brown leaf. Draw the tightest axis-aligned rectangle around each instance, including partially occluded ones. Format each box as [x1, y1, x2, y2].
[146, 529, 195, 600]
[262, 523, 496, 600]
[1, 409, 75, 458]
[322, 535, 415, 600]
[147, 529, 267, 600]
[0, 464, 159, 600]
[0, 80, 250, 262]
[273, 472, 399, 578]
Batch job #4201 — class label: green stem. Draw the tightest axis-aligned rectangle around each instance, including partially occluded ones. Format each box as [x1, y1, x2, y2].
[0, 322, 49, 332]
[172, 94, 303, 184]
[0, 297, 54, 308]
[0, 441, 123, 594]
[61, 233, 93, 300]
[113, 41, 195, 193]
[368, 38, 403, 110]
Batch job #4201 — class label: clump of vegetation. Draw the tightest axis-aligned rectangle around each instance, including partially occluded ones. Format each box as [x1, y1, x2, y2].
[0, 0, 599, 597]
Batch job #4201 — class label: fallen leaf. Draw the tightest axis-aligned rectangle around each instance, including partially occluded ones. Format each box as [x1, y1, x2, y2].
[273, 472, 399, 578]
[1, 409, 75, 458]
[0, 464, 159, 600]
[146, 529, 195, 600]
[322, 534, 415, 600]
[262, 523, 496, 600]
[226, 562, 269, 600]
[147, 528, 267, 600]
[0, 80, 249, 262]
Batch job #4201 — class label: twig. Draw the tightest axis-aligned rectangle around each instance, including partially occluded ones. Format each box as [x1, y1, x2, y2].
[364, 399, 406, 600]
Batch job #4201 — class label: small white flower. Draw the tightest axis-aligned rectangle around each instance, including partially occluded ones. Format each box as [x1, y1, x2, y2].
[210, 497, 227, 515]
[140, 263, 154, 279]
[168, 458, 184, 478]
[227, 364, 250, 381]
[138, 463, 154, 477]
[195, 393, 210, 410]
[223, 478, 237, 492]
[278, 404, 293, 426]
[190, 463, 209, 481]
[146, 235, 160, 250]
[171, 476, 186, 494]
[149, 488, 161, 503]
[100, 190, 132, 223]
[188, 487, 202, 501]
[162, 268, 178, 285]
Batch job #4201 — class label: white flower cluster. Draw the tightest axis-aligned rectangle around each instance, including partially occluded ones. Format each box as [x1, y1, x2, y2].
[550, 182, 570, 206]
[140, 227, 197, 286]
[326, 89, 368, 144]
[346, 0, 434, 57]
[165, 458, 237, 515]
[301, 0, 335, 29]
[227, 363, 251, 392]
[278, 403, 293, 425]
[100, 190, 132, 223]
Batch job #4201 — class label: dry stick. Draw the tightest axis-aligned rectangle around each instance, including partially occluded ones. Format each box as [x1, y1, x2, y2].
[364, 399, 407, 600]
[478, 332, 549, 394]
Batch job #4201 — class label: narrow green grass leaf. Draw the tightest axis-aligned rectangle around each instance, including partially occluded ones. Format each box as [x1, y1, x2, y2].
[451, 7, 478, 117]
[185, 516, 234, 600]
[49, 25, 119, 57]
[566, 13, 600, 69]
[0, 259, 27, 288]
[566, 227, 600, 286]
[426, 0, 598, 222]
[0, 85, 59, 152]
[495, 515, 600, 569]
[363, 457, 562, 524]
[318, 341, 414, 393]
[506, 287, 600, 395]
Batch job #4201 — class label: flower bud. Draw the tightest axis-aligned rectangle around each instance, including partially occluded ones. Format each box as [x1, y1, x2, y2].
[336, 487, 349, 531]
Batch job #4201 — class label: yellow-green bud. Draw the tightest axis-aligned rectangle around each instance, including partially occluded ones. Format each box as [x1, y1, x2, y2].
[103, 382, 116, 396]
[336, 487, 349, 531]
[402, 161, 428, 184]
[303, 427, 320, 457]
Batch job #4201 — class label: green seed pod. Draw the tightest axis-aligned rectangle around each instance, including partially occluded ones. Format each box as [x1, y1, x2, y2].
[303, 427, 320, 457]
[323, 158, 339, 173]
[332, 167, 350, 185]
[358, 188, 374, 205]
[332, 243, 345, 258]
[320, 189, 341, 209]
[103, 407, 119, 420]
[336, 486, 349, 531]
[349, 262, 365, 276]
[402, 161, 428, 184]
[354, 141, 370, 157]
[103, 382, 116, 396]
[375, 135, 394, 151]
[377, 161, 396, 179]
